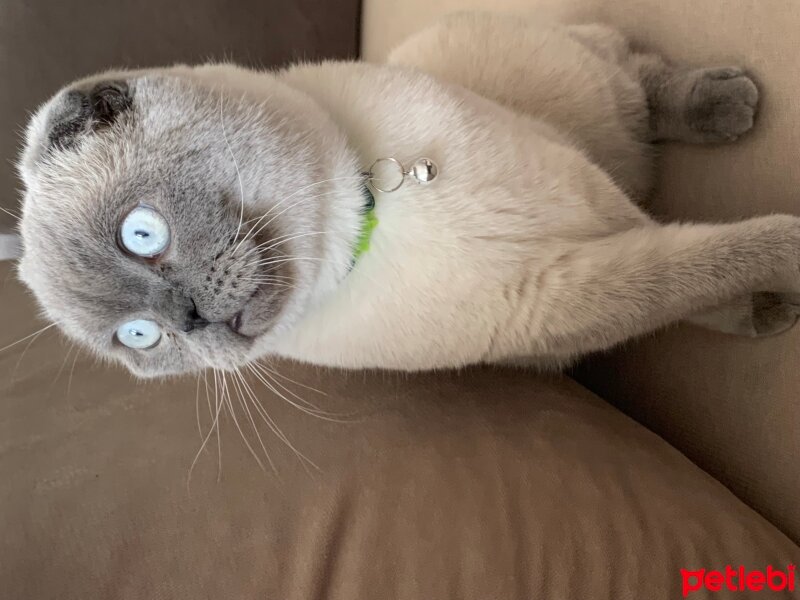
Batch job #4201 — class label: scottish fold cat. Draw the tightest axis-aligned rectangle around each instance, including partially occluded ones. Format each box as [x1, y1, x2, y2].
[17, 13, 799, 378]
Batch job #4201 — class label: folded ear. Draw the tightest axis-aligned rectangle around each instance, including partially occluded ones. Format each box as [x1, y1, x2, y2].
[46, 80, 132, 151]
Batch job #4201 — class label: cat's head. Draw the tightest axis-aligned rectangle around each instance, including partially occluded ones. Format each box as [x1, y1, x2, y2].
[17, 65, 361, 378]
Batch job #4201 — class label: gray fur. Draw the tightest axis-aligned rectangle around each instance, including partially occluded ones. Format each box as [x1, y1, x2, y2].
[18, 68, 359, 377]
[640, 64, 759, 143]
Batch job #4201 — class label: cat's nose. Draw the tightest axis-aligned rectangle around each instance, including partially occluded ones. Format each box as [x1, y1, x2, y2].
[182, 305, 210, 333]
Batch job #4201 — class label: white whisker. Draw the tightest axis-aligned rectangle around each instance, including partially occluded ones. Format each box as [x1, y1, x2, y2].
[213, 369, 223, 481]
[194, 372, 203, 440]
[240, 365, 319, 472]
[49, 343, 75, 390]
[187, 368, 225, 490]
[237, 274, 295, 284]
[237, 195, 328, 252]
[0, 322, 58, 354]
[237, 280, 297, 290]
[250, 230, 330, 254]
[242, 232, 331, 270]
[66, 349, 81, 398]
[220, 95, 246, 244]
[202, 370, 213, 423]
[232, 368, 278, 474]
[250, 362, 325, 411]
[0, 206, 20, 220]
[11, 334, 40, 380]
[232, 177, 365, 254]
[249, 361, 349, 422]
[234, 186, 356, 257]
[257, 361, 327, 397]
[221, 369, 266, 472]
[252, 255, 355, 271]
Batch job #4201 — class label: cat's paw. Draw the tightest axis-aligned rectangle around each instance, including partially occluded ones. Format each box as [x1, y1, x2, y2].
[687, 291, 800, 337]
[684, 67, 759, 143]
[749, 292, 800, 336]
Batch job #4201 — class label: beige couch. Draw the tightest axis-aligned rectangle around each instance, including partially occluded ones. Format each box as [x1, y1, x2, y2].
[2, 0, 799, 598]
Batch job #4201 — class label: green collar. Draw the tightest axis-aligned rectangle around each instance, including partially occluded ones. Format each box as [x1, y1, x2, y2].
[351, 155, 438, 264]
[352, 185, 378, 262]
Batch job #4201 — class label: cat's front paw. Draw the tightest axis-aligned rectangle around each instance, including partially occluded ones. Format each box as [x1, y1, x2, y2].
[749, 292, 800, 336]
[685, 67, 759, 143]
[688, 291, 800, 337]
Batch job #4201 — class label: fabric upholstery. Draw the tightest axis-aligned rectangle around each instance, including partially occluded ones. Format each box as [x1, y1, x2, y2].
[362, 0, 800, 544]
[1, 260, 798, 599]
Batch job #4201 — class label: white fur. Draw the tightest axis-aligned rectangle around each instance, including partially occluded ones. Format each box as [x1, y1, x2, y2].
[255, 59, 644, 368]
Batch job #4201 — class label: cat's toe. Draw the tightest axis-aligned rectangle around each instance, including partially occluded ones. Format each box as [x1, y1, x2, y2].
[750, 292, 800, 336]
[686, 67, 759, 143]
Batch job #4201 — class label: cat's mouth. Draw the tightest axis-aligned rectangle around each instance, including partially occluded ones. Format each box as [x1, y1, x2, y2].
[226, 281, 290, 339]
[226, 294, 264, 338]
[227, 309, 246, 335]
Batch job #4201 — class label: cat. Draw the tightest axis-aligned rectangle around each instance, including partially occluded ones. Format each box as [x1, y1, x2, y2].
[16, 12, 800, 378]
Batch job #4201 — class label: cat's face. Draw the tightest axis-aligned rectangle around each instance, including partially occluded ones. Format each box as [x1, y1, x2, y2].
[17, 66, 360, 378]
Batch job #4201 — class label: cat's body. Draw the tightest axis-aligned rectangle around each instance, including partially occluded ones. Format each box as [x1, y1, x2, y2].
[272, 57, 650, 370]
[17, 14, 800, 377]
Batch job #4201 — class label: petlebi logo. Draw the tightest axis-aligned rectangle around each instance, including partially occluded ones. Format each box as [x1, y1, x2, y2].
[681, 565, 797, 596]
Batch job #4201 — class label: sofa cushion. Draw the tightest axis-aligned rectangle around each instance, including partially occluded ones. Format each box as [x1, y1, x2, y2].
[362, 0, 800, 544]
[1, 261, 798, 599]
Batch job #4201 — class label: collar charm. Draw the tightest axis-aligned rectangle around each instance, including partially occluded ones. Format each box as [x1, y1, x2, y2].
[364, 156, 439, 193]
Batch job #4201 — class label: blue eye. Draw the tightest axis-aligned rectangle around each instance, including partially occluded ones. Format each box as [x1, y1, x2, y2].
[119, 206, 170, 258]
[116, 319, 161, 349]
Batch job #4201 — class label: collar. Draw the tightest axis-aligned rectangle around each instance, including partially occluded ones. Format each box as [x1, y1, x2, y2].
[349, 154, 437, 265]
[352, 184, 378, 263]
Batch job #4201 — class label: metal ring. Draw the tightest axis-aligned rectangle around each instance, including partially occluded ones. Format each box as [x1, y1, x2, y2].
[367, 157, 406, 193]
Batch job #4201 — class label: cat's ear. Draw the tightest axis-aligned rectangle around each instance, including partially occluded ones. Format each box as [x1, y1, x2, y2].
[45, 80, 132, 151]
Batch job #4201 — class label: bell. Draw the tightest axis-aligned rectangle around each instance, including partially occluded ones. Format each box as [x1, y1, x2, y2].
[410, 157, 438, 185]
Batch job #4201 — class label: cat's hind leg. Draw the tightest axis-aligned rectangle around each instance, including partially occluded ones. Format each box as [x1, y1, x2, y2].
[632, 59, 759, 143]
[387, 14, 656, 200]
[390, 15, 759, 193]
[565, 23, 760, 144]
